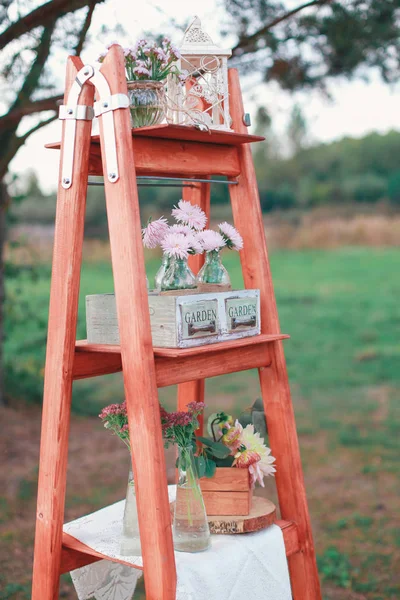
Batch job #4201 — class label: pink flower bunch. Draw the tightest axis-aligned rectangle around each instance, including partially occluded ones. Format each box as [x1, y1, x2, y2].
[142, 202, 243, 265]
[172, 200, 208, 231]
[98, 37, 181, 82]
[161, 401, 205, 449]
[199, 229, 226, 252]
[99, 401, 130, 449]
[161, 231, 191, 259]
[99, 401, 127, 420]
[142, 217, 170, 249]
[218, 222, 243, 251]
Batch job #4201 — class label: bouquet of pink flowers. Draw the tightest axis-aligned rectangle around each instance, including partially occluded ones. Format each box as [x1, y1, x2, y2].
[142, 201, 243, 258]
[98, 38, 181, 82]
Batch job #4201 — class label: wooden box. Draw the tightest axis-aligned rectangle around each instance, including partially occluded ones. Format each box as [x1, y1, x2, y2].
[200, 468, 253, 516]
[86, 289, 260, 348]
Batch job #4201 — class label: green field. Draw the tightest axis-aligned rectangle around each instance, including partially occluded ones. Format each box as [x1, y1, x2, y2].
[3, 247, 400, 599]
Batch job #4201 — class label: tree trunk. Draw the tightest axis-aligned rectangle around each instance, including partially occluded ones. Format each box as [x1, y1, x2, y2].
[0, 181, 8, 406]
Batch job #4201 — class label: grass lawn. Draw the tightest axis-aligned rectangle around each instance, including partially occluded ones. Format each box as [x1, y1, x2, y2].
[2, 247, 400, 599]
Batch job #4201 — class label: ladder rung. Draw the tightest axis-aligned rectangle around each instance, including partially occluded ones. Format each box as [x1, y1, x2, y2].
[73, 334, 289, 386]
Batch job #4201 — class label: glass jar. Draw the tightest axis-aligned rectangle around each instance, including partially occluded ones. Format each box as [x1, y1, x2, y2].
[127, 80, 165, 128]
[173, 446, 211, 553]
[154, 254, 171, 291]
[161, 257, 196, 292]
[120, 469, 141, 556]
[196, 249, 231, 291]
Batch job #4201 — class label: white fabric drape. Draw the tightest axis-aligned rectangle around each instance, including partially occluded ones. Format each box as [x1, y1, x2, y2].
[65, 486, 292, 600]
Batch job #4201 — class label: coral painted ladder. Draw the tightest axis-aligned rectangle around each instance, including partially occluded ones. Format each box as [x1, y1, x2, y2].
[31, 45, 321, 600]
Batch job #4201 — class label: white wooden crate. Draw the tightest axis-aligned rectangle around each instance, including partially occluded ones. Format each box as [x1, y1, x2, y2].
[86, 289, 260, 348]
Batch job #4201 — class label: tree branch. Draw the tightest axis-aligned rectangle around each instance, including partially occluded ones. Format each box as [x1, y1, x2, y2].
[232, 0, 332, 54]
[0, 0, 104, 50]
[74, 0, 96, 56]
[19, 114, 58, 144]
[9, 20, 57, 114]
[0, 95, 63, 128]
[0, 115, 57, 180]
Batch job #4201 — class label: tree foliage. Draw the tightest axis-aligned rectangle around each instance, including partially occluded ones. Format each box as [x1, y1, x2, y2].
[0, 0, 107, 180]
[225, 0, 400, 90]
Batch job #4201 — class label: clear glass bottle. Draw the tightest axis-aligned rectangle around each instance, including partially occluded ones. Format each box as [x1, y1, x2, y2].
[196, 249, 231, 290]
[120, 469, 142, 556]
[127, 80, 165, 129]
[161, 257, 196, 292]
[173, 446, 211, 553]
[155, 254, 171, 291]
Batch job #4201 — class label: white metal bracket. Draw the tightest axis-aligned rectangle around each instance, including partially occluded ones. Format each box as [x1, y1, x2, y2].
[94, 94, 129, 117]
[60, 64, 129, 189]
[59, 104, 94, 121]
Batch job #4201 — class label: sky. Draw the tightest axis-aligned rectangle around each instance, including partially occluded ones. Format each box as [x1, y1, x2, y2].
[9, 0, 400, 192]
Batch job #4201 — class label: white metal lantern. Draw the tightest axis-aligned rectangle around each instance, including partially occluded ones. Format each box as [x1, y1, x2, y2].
[167, 17, 232, 131]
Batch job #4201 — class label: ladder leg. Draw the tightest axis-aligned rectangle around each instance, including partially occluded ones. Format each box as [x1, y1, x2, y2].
[31, 57, 93, 600]
[99, 46, 176, 600]
[177, 180, 211, 433]
[228, 69, 321, 600]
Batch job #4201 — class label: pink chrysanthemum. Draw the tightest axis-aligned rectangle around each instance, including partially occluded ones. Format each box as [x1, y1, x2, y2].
[169, 224, 192, 235]
[171, 200, 207, 231]
[218, 222, 243, 251]
[161, 232, 190, 259]
[199, 229, 226, 252]
[142, 217, 169, 249]
[186, 232, 204, 255]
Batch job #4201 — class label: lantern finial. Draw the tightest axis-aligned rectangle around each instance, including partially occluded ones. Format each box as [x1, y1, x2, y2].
[181, 16, 215, 47]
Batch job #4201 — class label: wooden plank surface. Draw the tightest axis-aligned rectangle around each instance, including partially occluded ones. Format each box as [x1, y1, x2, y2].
[73, 338, 275, 386]
[48, 136, 241, 178]
[200, 467, 250, 492]
[31, 56, 94, 600]
[46, 122, 264, 149]
[75, 332, 289, 356]
[228, 68, 321, 600]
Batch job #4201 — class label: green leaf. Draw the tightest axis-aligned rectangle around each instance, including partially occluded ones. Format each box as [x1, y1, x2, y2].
[196, 436, 231, 458]
[196, 456, 206, 478]
[204, 458, 217, 478]
[214, 455, 235, 467]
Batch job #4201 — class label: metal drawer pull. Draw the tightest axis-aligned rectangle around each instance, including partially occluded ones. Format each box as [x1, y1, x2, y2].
[231, 315, 256, 330]
[188, 320, 216, 336]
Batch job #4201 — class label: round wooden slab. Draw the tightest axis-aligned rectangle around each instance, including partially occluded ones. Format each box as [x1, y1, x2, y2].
[207, 497, 276, 534]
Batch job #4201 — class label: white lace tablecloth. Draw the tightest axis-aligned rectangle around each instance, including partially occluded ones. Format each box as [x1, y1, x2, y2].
[65, 486, 292, 600]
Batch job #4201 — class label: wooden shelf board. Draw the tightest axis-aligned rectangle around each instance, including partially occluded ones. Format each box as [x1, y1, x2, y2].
[46, 123, 264, 151]
[60, 519, 298, 574]
[73, 333, 289, 386]
[75, 333, 289, 358]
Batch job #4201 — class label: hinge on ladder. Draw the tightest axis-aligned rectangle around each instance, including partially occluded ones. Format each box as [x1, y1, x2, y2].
[60, 64, 129, 189]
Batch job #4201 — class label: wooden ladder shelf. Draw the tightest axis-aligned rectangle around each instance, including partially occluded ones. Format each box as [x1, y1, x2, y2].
[31, 46, 321, 600]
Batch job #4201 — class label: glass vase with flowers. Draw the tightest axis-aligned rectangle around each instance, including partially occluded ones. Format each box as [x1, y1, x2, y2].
[196, 222, 243, 291]
[161, 402, 211, 552]
[99, 38, 181, 128]
[98, 401, 141, 556]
